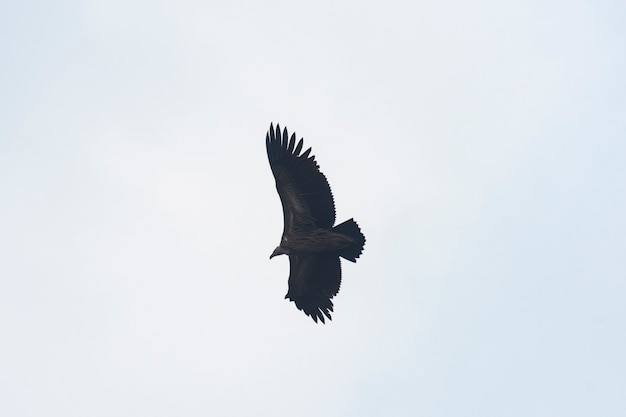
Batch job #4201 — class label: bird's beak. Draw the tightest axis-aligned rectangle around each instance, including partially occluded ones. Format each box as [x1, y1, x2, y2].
[269, 247, 281, 259]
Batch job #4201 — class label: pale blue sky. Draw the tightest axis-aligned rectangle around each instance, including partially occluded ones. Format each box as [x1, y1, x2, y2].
[1, 1, 625, 416]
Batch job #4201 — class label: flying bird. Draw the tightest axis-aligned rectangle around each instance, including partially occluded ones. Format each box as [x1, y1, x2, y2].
[266, 123, 365, 323]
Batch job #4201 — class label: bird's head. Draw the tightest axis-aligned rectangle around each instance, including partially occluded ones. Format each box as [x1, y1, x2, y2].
[270, 246, 289, 259]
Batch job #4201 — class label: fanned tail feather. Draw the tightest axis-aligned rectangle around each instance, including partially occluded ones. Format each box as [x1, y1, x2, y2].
[333, 219, 365, 262]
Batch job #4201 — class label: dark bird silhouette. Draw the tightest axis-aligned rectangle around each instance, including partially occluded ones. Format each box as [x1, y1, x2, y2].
[266, 123, 365, 323]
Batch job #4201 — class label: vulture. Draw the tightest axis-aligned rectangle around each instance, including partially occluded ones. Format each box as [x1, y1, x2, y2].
[266, 123, 365, 323]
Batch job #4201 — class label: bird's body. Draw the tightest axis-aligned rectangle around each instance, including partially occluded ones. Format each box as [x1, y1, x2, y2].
[266, 123, 365, 323]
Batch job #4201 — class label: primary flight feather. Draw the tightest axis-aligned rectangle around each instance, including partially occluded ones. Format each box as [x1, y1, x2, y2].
[266, 123, 365, 323]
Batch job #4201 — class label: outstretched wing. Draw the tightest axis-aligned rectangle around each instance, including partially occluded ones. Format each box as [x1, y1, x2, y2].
[285, 253, 342, 323]
[266, 123, 335, 232]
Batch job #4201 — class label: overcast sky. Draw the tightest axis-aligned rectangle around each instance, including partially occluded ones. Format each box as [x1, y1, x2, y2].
[1, 1, 625, 416]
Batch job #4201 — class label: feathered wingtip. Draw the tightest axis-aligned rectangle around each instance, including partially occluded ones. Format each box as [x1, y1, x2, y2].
[266, 123, 312, 161]
[285, 293, 334, 324]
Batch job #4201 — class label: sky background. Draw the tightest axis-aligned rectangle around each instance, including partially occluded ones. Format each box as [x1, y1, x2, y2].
[1, 1, 625, 416]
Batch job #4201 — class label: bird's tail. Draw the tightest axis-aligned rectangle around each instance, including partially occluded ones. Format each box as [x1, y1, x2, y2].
[333, 219, 365, 262]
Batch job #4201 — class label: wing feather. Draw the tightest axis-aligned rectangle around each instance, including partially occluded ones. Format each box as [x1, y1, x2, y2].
[286, 253, 342, 323]
[266, 123, 336, 231]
